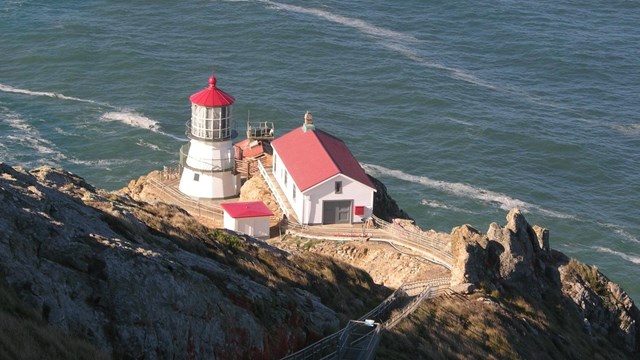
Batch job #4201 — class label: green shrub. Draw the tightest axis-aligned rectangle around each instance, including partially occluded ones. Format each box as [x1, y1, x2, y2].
[208, 229, 245, 252]
[566, 258, 607, 296]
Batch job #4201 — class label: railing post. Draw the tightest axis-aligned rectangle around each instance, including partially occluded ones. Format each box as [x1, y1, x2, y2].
[256, 160, 289, 219]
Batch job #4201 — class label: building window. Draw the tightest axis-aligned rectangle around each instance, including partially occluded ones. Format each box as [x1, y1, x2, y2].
[273, 158, 277, 172]
[292, 186, 296, 201]
[284, 171, 288, 186]
[335, 181, 342, 194]
[193, 173, 200, 181]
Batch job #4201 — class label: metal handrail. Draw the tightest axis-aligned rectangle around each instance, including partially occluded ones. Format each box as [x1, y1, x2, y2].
[371, 215, 454, 268]
[147, 177, 223, 221]
[372, 215, 450, 249]
[281, 277, 450, 360]
[185, 120, 238, 142]
[257, 160, 290, 218]
[247, 121, 275, 140]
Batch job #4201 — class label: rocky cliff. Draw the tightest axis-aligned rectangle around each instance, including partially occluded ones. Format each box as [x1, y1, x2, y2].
[446, 208, 639, 355]
[2, 163, 638, 359]
[0, 164, 386, 359]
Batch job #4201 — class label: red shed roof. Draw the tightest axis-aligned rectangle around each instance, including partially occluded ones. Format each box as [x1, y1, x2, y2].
[190, 75, 235, 107]
[221, 201, 273, 218]
[271, 127, 376, 192]
[234, 138, 267, 159]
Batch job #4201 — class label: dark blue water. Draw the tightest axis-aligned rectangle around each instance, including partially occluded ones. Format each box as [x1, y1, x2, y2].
[1, 0, 639, 300]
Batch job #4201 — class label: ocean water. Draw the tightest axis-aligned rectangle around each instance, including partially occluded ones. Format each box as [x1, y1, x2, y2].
[1, 0, 639, 301]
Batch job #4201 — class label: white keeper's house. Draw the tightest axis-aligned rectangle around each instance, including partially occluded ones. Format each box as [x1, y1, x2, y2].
[271, 112, 376, 225]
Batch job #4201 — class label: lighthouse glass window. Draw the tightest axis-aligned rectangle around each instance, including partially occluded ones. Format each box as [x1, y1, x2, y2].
[219, 107, 230, 138]
[191, 105, 208, 139]
[190, 106, 229, 139]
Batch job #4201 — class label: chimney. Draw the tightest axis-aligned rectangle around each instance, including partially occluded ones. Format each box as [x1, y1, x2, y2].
[302, 111, 315, 132]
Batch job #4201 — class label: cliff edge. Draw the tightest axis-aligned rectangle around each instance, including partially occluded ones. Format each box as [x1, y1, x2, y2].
[0, 164, 386, 359]
[1, 163, 638, 359]
[378, 209, 639, 359]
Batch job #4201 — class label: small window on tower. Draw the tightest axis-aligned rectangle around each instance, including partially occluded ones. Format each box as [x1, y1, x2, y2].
[335, 181, 342, 194]
[193, 173, 200, 182]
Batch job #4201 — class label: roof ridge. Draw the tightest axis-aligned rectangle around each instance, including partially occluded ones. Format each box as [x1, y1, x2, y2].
[313, 129, 342, 175]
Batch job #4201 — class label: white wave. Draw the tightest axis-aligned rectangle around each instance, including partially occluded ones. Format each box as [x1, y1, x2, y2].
[610, 123, 640, 136]
[594, 246, 640, 265]
[67, 158, 137, 169]
[3, 112, 67, 161]
[445, 117, 475, 127]
[381, 41, 505, 93]
[598, 222, 640, 245]
[100, 111, 160, 132]
[262, 1, 418, 43]
[161, 132, 186, 142]
[0, 83, 108, 106]
[378, 42, 567, 110]
[100, 111, 185, 141]
[420, 199, 475, 214]
[259, 1, 560, 109]
[54, 127, 78, 137]
[614, 228, 640, 244]
[0, 83, 186, 140]
[5, 133, 66, 159]
[136, 139, 161, 151]
[135, 139, 175, 154]
[363, 163, 574, 219]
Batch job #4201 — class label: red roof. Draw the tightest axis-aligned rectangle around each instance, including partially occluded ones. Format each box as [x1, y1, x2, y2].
[221, 201, 273, 218]
[234, 138, 267, 158]
[189, 75, 235, 107]
[271, 127, 376, 192]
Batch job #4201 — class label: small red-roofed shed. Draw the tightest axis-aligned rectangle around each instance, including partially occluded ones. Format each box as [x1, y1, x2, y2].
[220, 201, 273, 239]
[270, 112, 376, 225]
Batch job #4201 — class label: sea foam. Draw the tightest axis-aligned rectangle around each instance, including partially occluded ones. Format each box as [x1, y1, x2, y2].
[598, 222, 640, 245]
[3, 111, 67, 162]
[363, 163, 574, 219]
[262, 1, 419, 43]
[0, 83, 108, 106]
[610, 123, 640, 136]
[594, 246, 640, 265]
[420, 199, 476, 214]
[100, 111, 160, 132]
[1, 83, 184, 140]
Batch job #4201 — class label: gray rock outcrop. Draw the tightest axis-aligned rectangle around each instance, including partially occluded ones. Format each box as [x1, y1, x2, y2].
[1, 163, 376, 359]
[450, 208, 640, 353]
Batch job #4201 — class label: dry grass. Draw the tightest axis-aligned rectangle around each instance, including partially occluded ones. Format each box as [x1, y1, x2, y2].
[378, 286, 629, 360]
[565, 258, 608, 297]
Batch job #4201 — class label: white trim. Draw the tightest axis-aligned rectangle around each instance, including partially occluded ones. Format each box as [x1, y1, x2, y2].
[301, 173, 377, 194]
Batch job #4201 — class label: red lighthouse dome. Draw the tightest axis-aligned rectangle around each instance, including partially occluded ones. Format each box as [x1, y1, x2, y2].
[189, 75, 235, 107]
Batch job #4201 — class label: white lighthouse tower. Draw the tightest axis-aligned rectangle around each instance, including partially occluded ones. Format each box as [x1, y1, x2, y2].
[178, 73, 240, 199]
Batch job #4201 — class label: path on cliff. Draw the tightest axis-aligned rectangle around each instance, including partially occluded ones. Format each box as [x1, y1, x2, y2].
[134, 168, 456, 358]
[277, 217, 453, 359]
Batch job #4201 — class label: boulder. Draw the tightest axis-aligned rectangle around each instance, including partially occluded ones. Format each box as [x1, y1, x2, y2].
[450, 225, 487, 287]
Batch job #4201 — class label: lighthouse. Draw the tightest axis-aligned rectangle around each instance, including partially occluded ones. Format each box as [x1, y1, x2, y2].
[178, 73, 240, 199]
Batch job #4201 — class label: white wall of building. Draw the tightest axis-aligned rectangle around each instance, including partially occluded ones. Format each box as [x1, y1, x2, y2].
[272, 149, 374, 224]
[223, 213, 271, 239]
[303, 174, 374, 224]
[179, 167, 240, 199]
[184, 140, 234, 171]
